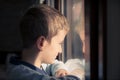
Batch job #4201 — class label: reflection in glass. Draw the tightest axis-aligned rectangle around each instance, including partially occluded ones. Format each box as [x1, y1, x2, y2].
[70, 0, 85, 79]
[71, 0, 85, 59]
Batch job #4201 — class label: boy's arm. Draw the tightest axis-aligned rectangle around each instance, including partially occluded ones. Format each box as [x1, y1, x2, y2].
[49, 60, 68, 76]
[65, 59, 85, 80]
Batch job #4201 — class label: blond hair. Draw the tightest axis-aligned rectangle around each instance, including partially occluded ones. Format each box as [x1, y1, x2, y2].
[20, 4, 69, 48]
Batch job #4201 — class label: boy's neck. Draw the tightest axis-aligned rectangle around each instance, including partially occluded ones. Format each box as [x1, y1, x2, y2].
[22, 48, 42, 68]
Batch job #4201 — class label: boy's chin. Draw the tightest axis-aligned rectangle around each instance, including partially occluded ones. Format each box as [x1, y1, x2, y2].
[46, 60, 55, 64]
[50, 59, 56, 63]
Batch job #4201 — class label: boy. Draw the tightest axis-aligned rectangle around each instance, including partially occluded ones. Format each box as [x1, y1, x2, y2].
[7, 4, 81, 80]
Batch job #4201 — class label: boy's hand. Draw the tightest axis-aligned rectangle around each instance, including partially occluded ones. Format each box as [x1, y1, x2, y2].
[55, 69, 68, 77]
[69, 68, 85, 80]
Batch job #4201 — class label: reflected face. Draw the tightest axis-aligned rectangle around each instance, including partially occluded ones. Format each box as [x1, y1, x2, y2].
[41, 30, 67, 64]
[72, 2, 82, 22]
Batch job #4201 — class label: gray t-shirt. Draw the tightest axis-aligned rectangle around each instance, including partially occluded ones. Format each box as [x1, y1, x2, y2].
[6, 56, 80, 80]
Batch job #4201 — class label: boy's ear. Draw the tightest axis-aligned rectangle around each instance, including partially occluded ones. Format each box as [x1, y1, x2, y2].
[36, 36, 46, 50]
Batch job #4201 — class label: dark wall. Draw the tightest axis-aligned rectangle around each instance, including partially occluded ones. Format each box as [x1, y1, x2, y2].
[107, 0, 120, 79]
[0, 0, 39, 52]
[0, 0, 39, 79]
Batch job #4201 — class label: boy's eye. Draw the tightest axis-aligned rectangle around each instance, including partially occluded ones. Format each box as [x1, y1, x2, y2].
[59, 42, 63, 45]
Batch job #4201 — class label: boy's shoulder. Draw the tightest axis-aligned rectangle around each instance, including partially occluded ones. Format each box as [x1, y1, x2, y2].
[7, 64, 47, 80]
[7, 63, 80, 80]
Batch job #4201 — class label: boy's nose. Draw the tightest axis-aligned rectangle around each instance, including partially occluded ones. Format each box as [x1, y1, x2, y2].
[58, 52, 62, 54]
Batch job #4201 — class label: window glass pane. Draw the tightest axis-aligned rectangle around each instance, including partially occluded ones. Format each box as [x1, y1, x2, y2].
[64, 0, 86, 79]
[71, 0, 85, 60]
[64, 0, 85, 61]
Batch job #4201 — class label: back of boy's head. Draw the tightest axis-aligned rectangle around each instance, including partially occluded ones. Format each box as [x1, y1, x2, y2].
[20, 4, 69, 49]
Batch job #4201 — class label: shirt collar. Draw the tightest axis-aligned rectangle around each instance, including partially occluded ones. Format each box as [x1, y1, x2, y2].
[10, 56, 48, 75]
